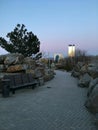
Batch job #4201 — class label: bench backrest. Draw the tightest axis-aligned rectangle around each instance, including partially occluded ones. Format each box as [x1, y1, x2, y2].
[3, 73, 36, 88]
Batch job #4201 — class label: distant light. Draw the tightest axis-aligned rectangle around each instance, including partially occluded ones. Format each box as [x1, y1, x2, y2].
[68, 44, 75, 57]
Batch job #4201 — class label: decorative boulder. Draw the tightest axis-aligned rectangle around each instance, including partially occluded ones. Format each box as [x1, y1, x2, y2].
[87, 64, 98, 78]
[77, 62, 85, 68]
[23, 57, 36, 69]
[44, 69, 54, 81]
[6, 64, 28, 73]
[71, 71, 80, 78]
[87, 78, 98, 97]
[44, 73, 54, 82]
[78, 73, 91, 87]
[34, 68, 43, 78]
[4, 53, 24, 65]
[73, 64, 80, 72]
[26, 68, 44, 78]
[85, 84, 98, 113]
[26, 69, 35, 77]
[80, 64, 88, 75]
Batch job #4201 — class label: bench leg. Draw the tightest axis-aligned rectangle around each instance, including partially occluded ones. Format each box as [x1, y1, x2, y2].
[1, 79, 10, 98]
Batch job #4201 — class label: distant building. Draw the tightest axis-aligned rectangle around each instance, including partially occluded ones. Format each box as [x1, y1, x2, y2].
[54, 53, 64, 62]
[68, 44, 75, 57]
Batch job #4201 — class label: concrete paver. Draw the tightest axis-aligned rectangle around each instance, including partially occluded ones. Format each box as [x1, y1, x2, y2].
[0, 70, 97, 130]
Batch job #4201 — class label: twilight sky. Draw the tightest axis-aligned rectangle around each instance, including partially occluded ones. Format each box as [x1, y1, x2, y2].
[0, 0, 98, 57]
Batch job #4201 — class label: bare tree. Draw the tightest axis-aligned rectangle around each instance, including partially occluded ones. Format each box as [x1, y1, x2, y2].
[75, 49, 88, 63]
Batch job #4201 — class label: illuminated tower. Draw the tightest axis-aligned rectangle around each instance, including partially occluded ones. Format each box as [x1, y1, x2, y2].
[68, 44, 75, 57]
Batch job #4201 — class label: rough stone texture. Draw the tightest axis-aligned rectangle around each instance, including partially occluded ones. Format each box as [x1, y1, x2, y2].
[72, 63, 98, 80]
[78, 62, 85, 68]
[78, 73, 92, 87]
[87, 64, 98, 79]
[26, 69, 35, 77]
[0, 70, 97, 130]
[87, 78, 98, 97]
[80, 65, 88, 74]
[71, 62, 87, 79]
[71, 71, 80, 78]
[0, 53, 55, 91]
[36, 67, 45, 76]
[44, 69, 54, 81]
[4, 53, 24, 65]
[85, 84, 98, 114]
[34, 68, 43, 78]
[73, 64, 80, 72]
[23, 57, 36, 69]
[26, 67, 44, 80]
[44, 73, 54, 82]
[6, 64, 27, 73]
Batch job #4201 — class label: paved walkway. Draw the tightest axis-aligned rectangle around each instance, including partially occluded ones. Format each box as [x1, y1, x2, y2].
[0, 70, 97, 130]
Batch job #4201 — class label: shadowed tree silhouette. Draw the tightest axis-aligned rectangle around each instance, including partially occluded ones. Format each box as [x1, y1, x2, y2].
[0, 24, 40, 57]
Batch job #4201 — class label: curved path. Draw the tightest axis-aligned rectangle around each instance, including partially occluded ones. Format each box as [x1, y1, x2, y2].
[0, 70, 97, 130]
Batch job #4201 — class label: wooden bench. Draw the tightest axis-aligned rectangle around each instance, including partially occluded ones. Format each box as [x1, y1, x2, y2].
[1, 73, 38, 96]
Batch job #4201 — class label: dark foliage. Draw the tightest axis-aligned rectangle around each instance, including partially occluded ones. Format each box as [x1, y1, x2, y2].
[0, 24, 40, 57]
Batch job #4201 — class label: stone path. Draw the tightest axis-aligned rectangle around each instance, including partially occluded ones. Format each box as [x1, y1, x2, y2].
[0, 70, 97, 130]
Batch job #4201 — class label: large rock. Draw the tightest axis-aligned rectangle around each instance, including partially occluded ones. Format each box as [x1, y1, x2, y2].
[71, 71, 80, 78]
[23, 57, 36, 69]
[80, 64, 88, 74]
[44, 73, 54, 82]
[74, 64, 80, 72]
[77, 62, 85, 68]
[73, 62, 85, 72]
[87, 63, 98, 78]
[44, 69, 54, 81]
[34, 68, 43, 78]
[78, 73, 92, 87]
[26, 69, 35, 77]
[85, 84, 98, 113]
[6, 64, 28, 73]
[4, 53, 24, 65]
[87, 78, 98, 97]
[0, 53, 55, 83]
[71, 62, 86, 78]
[26, 68, 45, 78]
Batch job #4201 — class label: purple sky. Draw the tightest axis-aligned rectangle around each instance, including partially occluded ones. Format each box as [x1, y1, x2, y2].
[0, 0, 98, 57]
